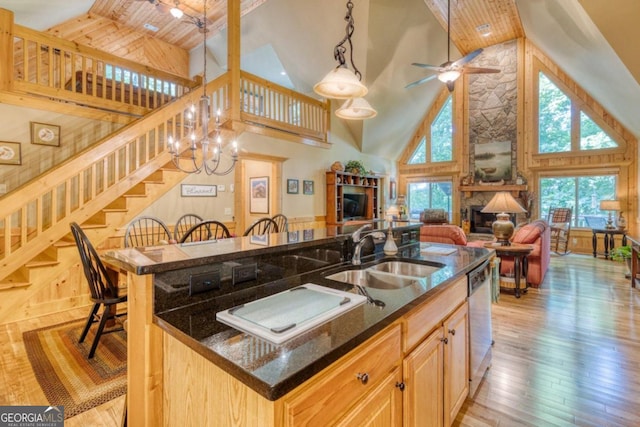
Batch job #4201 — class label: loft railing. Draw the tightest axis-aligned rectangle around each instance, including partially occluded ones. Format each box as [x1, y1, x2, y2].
[240, 71, 329, 142]
[7, 23, 197, 115]
[0, 75, 230, 282]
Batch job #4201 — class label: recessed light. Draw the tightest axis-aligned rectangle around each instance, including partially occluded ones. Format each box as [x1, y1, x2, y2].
[280, 71, 287, 76]
[143, 23, 159, 32]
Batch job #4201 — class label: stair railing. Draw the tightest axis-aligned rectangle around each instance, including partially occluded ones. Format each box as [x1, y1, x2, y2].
[0, 74, 230, 282]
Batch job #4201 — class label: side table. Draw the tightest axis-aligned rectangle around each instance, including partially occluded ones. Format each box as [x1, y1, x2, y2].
[484, 242, 533, 298]
[591, 228, 627, 259]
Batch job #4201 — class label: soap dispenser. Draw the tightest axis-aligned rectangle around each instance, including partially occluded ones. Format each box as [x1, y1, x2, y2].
[384, 226, 398, 256]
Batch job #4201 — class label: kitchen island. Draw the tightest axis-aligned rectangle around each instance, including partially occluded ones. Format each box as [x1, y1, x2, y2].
[103, 223, 492, 426]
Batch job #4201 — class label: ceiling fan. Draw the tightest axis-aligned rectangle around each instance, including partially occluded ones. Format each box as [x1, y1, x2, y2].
[405, 0, 499, 92]
[135, 0, 212, 33]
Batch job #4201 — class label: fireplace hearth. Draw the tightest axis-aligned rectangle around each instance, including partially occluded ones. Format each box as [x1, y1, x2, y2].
[470, 205, 516, 234]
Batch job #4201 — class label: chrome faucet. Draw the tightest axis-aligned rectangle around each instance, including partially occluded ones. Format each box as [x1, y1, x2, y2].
[352, 224, 373, 266]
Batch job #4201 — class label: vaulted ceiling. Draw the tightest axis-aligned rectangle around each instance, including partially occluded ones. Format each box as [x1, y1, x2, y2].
[1, 0, 639, 160]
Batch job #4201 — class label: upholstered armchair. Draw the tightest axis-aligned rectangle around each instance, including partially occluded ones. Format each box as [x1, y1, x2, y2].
[499, 219, 551, 287]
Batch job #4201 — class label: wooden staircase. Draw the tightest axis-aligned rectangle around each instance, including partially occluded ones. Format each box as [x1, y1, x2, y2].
[0, 11, 330, 325]
[0, 165, 186, 324]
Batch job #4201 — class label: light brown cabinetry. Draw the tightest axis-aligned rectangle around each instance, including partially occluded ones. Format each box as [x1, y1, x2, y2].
[401, 276, 469, 427]
[326, 171, 380, 225]
[161, 276, 470, 427]
[282, 325, 402, 426]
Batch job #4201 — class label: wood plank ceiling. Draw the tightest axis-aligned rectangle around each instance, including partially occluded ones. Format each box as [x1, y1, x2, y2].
[423, 0, 524, 55]
[88, 0, 267, 51]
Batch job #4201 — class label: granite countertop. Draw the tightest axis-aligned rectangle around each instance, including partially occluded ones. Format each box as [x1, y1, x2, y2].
[153, 243, 492, 401]
[104, 221, 421, 275]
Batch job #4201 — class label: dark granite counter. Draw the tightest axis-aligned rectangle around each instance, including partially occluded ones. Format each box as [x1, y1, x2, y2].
[103, 223, 492, 401]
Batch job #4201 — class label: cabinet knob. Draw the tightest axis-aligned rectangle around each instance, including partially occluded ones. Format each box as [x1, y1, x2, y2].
[356, 372, 369, 385]
[440, 337, 448, 344]
[395, 382, 405, 391]
[448, 328, 456, 336]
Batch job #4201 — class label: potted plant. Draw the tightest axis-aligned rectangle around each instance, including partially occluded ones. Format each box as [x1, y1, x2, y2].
[610, 245, 636, 278]
[345, 160, 367, 176]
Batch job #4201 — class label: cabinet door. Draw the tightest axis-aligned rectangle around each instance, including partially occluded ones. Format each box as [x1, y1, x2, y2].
[403, 327, 444, 427]
[336, 367, 403, 427]
[443, 303, 469, 427]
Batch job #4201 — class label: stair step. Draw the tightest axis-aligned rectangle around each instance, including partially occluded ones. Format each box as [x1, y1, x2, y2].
[123, 193, 147, 198]
[103, 207, 128, 213]
[142, 180, 165, 185]
[79, 222, 108, 229]
[0, 271, 30, 290]
[25, 254, 59, 268]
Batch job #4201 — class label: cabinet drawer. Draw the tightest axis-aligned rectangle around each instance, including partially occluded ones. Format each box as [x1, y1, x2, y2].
[281, 325, 401, 427]
[403, 276, 467, 352]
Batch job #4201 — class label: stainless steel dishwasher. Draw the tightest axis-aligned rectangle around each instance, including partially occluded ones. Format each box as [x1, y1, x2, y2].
[467, 259, 493, 397]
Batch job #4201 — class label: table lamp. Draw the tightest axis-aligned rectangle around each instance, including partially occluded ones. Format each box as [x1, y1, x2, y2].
[599, 199, 620, 229]
[481, 192, 527, 246]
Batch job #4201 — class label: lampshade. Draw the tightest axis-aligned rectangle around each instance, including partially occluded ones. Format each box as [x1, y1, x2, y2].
[599, 200, 620, 211]
[482, 192, 526, 246]
[437, 69, 461, 84]
[335, 97, 377, 120]
[313, 67, 368, 99]
[481, 192, 527, 214]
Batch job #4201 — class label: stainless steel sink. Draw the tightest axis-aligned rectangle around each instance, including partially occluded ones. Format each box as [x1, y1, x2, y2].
[325, 270, 421, 289]
[367, 261, 441, 277]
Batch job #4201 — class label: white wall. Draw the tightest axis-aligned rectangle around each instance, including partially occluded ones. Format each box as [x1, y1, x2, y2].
[140, 119, 397, 225]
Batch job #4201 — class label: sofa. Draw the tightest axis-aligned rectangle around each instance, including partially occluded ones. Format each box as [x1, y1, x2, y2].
[420, 224, 486, 247]
[499, 219, 550, 287]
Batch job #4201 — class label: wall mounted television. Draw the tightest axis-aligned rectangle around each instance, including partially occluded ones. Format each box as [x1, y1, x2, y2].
[343, 193, 367, 219]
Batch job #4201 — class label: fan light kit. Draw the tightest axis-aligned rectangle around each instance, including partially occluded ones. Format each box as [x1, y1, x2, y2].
[406, 0, 500, 92]
[313, 0, 376, 120]
[138, 0, 212, 33]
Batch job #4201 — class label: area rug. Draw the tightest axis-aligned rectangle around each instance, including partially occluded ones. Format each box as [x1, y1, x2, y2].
[23, 319, 127, 419]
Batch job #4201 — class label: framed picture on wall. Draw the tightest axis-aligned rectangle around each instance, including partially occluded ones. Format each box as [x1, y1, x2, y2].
[250, 176, 269, 214]
[30, 122, 61, 147]
[287, 179, 299, 194]
[181, 184, 217, 197]
[0, 141, 22, 165]
[303, 180, 314, 195]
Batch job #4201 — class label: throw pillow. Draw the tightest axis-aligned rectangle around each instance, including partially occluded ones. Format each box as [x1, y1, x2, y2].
[512, 223, 542, 244]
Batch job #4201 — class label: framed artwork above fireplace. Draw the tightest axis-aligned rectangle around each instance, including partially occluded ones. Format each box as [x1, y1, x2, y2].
[474, 141, 512, 182]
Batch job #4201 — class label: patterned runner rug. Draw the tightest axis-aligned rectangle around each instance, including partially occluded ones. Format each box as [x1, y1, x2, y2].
[23, 319, 127, 419]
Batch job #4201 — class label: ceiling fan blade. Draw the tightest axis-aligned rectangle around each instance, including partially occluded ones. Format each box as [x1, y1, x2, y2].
[405, 74, 438, 89]
[411, 63, 443, 72]
[452, 48, 483, 67]
[156, 3, 171, 13]
[463, 67, 500, 74]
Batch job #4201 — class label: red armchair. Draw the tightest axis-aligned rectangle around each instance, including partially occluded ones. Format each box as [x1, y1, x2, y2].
[499, 220, 550, 287]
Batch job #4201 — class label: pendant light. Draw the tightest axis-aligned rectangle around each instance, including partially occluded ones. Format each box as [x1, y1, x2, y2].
[313, 0, 376, 119]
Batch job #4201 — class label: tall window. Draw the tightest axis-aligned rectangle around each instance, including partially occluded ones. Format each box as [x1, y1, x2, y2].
[408, 96, 452, 164]
[407, 180, 452, 220]
[538, 72, 618, 153]
[539, 175, 617, 227]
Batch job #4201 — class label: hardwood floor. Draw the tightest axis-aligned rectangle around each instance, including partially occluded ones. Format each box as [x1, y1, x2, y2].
[0, 254, 638, 426]
[456, 254, 640, 427]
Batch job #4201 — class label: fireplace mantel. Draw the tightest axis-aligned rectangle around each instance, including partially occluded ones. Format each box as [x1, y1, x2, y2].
[459, 184, 527, 198]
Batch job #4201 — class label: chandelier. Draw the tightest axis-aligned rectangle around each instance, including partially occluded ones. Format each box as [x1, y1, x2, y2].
[313, 0, 376, 120]
[167, 0, 238, 176]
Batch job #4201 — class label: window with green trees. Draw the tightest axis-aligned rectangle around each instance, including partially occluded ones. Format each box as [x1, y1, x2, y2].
[539, 175, 616, 227]
[408, 96, 452, 164]
[538, 72, 618, 153]
[407, 180, 453, 220]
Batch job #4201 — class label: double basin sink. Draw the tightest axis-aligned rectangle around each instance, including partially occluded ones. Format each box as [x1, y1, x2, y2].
[324, 260, 444, 290]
